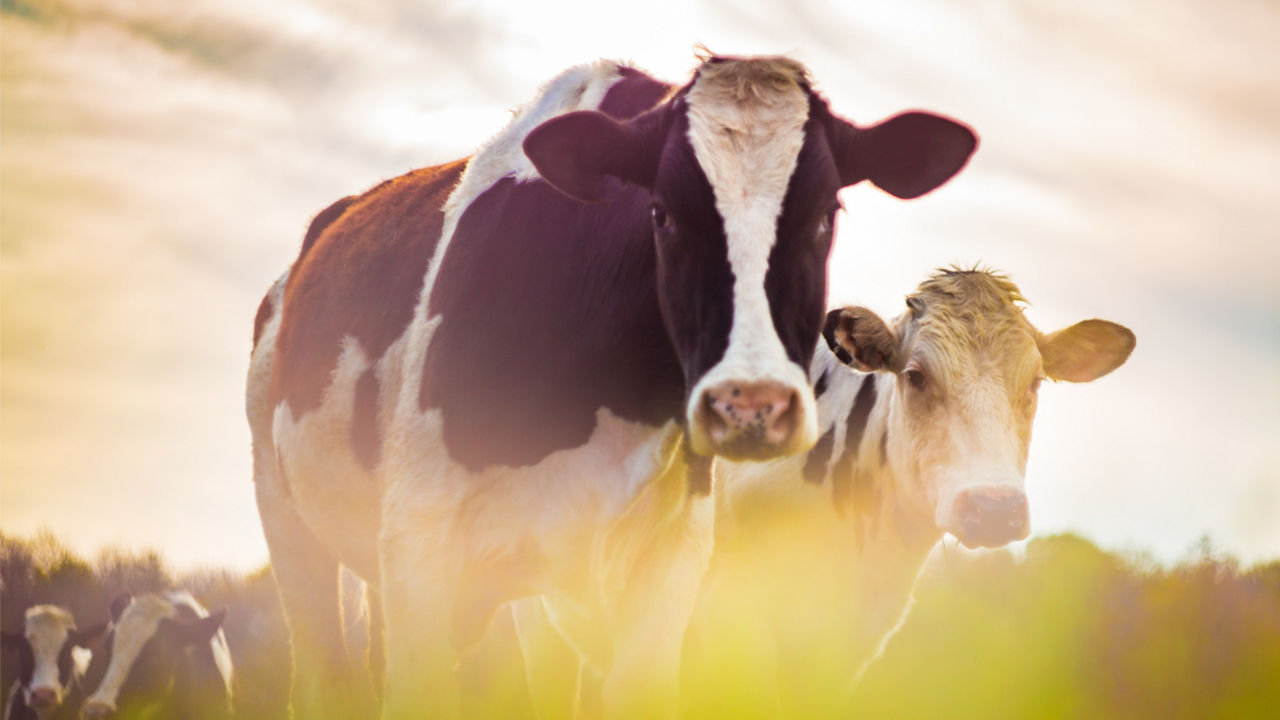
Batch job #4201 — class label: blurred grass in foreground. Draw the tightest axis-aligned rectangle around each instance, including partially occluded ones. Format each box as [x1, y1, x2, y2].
[2, 530, 1276, 719]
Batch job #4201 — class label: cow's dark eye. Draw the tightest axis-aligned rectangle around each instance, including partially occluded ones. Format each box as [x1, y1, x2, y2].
[904, 365, 927, 392]
[651, 206, 674, 233]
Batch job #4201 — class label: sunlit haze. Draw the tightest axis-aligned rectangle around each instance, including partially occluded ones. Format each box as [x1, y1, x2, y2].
[3, 0, 1277, 571]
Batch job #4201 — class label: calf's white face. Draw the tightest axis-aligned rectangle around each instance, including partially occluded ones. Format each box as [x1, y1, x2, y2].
[831, 270, 1135, 548]
[1, 606, 103, 716]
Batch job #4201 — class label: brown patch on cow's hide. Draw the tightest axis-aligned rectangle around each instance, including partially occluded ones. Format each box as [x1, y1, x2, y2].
[252, 292, 273, 349]
[300, 195, 359, 261]
[272, 159, 468, 419]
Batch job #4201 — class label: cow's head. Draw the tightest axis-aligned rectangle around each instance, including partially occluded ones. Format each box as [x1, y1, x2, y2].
[524, 55, 976, 460]
[827, 269, 1135, 548]
[1, 606, 104, 717]
[80, 594, 227, 719]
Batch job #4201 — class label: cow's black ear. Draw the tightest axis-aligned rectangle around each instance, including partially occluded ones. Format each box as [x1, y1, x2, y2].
[71, 622, 109, 648]
[831, 306, 899, 373]
[830, 111, 977, 198]
[524, 110, 661, 202]
[110, 593, 133, 623]
[169, 610, 226, 647]
[1, 631, 23, 651]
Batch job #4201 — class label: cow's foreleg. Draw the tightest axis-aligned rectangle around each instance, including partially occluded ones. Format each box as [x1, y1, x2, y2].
[511, 596, 584, 720]
[255, 477, 364, 719]
[602, 493, 715, 720]
[365, 582, 385, 707]
[378, 486, 463, 720]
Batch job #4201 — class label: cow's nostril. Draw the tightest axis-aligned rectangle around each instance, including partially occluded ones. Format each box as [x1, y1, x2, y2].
[762, 390, 797, 445]
[702, 393, 731, 443]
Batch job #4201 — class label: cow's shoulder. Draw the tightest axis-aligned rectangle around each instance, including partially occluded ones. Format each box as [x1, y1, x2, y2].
[272, 159, 468, 415]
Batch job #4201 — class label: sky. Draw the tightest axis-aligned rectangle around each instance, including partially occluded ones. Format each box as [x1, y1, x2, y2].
[2, 0, 1278, 572]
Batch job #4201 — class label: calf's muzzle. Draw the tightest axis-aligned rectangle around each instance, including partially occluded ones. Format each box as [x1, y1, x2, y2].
[949, 487, 1029, 549]
[28, 686, 58, 710]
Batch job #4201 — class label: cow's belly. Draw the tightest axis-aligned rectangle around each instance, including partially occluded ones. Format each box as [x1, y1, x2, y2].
[381, 389, 686, 612]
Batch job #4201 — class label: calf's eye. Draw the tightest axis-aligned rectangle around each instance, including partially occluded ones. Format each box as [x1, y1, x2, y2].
[905, 367, 927, 392]
[651, 206, 674, 233]
[1030, 377, 1043, 394]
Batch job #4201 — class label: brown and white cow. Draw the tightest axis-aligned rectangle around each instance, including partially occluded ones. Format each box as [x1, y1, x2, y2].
[2, 607, 103, 720]
[79, 593, 233, 720]
[247, 55, 976, 719]
[700, 268, 1135, 717]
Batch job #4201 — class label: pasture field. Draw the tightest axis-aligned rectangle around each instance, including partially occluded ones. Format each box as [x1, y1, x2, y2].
[2, 530, 1277, 719]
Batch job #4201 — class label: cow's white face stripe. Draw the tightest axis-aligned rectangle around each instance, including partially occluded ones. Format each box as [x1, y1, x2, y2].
[23, 606, 75, 701]
[682, 63, 818, 454]
[85, 596, 176, 711]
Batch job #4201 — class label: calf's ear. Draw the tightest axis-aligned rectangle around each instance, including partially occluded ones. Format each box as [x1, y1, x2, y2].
[171, 609, 227, 647]
[824, 307, 899, 372]
[1039, 319, 1136, 382]
[71, 623, 109, 648]
[524, 110, 663, 203]
[110, 593, 133, 623]
[830, 111, 977, 198]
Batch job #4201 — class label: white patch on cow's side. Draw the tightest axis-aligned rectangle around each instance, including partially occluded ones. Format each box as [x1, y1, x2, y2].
[22, 605, 76, 703]
[682, 60, 818, 455]
[271, 337, 384, 578]
[380, 403, 687, 600]
[71, 647, 92, 678]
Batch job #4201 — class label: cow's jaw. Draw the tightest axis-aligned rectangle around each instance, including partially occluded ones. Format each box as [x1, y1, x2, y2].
[681, 61, 819, 460]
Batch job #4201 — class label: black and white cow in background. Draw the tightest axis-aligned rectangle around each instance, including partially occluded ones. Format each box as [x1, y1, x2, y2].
[247, 54, 976, 719]
[2, 606, 104, 720]
[697, 268, 1135, 718]
[79, 593, 233, 720]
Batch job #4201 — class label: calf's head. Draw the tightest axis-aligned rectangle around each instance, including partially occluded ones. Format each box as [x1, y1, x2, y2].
[525, 55, 976, 460]
[80, 594, 226, 719]
[828, 269, 1135, 548]
[2, 606, 104, 717]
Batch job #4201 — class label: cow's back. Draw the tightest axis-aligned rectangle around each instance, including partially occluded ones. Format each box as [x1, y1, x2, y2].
[271, 160, 467, 436]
